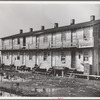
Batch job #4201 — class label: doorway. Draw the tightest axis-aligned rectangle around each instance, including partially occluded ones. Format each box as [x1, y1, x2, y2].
[71, 50, 76, 68]
[23, 37, 26, 46]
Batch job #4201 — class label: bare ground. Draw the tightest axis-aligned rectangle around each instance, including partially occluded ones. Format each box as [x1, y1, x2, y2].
[0, 73, 100, 97]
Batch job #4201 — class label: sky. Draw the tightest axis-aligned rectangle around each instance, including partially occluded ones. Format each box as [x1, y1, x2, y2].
[0, 3, 100, 38]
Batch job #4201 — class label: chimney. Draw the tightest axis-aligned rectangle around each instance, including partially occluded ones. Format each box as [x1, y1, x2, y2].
[20, 29, 23, 34]
[90, 15, 95, 21]
[30, 28, 33, 32]
[54, 23, 58, 28]
[70, 19, 75, 25]
[41, 26, 45, 30]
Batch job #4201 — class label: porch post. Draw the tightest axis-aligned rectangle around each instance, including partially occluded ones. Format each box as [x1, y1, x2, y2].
[62, 70, 64, 77]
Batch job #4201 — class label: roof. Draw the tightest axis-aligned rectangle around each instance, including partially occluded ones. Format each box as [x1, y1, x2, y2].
[1, 19, 100, 40]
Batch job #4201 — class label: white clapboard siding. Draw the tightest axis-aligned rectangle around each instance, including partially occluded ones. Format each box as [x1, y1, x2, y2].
[75, 49, 93, 72]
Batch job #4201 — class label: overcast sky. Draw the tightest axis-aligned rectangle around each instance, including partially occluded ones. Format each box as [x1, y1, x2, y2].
[0, 3, 100, 38]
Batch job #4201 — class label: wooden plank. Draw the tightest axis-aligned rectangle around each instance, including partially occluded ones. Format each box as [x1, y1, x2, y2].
[53, 66, 65, 70]
[73, 73, 100, 78]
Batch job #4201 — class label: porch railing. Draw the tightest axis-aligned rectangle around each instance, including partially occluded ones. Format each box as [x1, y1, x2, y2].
[0, 37, 94, 50]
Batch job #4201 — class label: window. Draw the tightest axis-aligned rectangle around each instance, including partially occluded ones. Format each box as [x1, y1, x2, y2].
[83, 28, 90, 40]
[23, 37, 26, 46]
[29, 54, 32, 60]
[79, 50, 82, 59]
[9, 40, 12, 46]
[43, 35, 48, 43]
[7, 53, 9, 59]
[79, 54, 81, 59]
[44, 52, 48, 61]
[61, 32, 66, 41]
[61, 52, 66, 63]
[17, 38, 20, 44]
[17, 55, 20, 60]
[83, 51, 89, 61]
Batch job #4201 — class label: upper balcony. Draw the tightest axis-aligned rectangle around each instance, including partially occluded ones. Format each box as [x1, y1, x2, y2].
[0, 37, 94, 51]
[78, 38, 94, 48]
[26, 44, 37, 49]
[2, 45, 13, 50]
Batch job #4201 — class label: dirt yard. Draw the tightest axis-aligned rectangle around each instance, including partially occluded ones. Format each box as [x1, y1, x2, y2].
[0, 73, 100, 97]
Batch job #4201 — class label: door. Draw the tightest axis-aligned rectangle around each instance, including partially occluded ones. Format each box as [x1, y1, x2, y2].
[23, 37, 26, 46]
[71, 50, 76, 68]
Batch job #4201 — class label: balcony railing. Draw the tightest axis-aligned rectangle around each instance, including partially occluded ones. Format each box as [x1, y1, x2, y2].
[78, 41, 94, 48]
[38, 42, 50, 49]
[2, 45, 13, 50]
[0, 37, 94, 50]
[13, 45, 21, 49]
[78, 38, 94, 48]
[26, 44, 37, 49]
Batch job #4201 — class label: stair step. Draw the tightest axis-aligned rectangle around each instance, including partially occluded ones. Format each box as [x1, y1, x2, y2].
[46, 68, 54, 75]
[66, 75, 70, 77]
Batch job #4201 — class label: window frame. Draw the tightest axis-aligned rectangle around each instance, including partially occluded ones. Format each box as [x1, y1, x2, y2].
[17, 38, 20, 45]
[61, 32, 66, 42]
[29, 53, 32, 60]
[83, 27, 90, 41]
[43, 52, 48, 61]
[7, 53, 9, 59]
[83, 51, 89, 61]
[61, 52, 66, 63]
[17, 55, 20, 60]
[43, 34, 48, 43]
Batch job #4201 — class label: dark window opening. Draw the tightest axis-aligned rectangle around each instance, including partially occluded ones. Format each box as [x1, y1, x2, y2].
[7, 53, 9, 59]
[79, 54, 81, 59]
[17, 38, 20, 44]
[79, 50, 82, 59]
[23, 37, 26, 46]
[44, 52, 48, 61]
[17, 56, 20, 60]
[29, 54, 32, 60]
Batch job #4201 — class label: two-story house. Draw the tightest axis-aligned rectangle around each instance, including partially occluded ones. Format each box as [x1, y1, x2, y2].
[0, 15, 100, 76]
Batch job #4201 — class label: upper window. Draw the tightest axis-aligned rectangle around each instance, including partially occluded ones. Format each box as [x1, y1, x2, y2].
[83, 28, 90, 40]
[17, 56, 20, 60]
[61, 32, 66, 41]
[7, 53, 9, 59]
[43, 35, 48, 43]
[17, 38, 20, 44]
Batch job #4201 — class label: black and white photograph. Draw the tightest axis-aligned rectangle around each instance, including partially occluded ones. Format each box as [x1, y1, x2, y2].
[0, 1, 100, 98]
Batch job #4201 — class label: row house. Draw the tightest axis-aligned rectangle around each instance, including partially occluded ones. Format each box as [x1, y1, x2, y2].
[0, 15, 100, 75]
